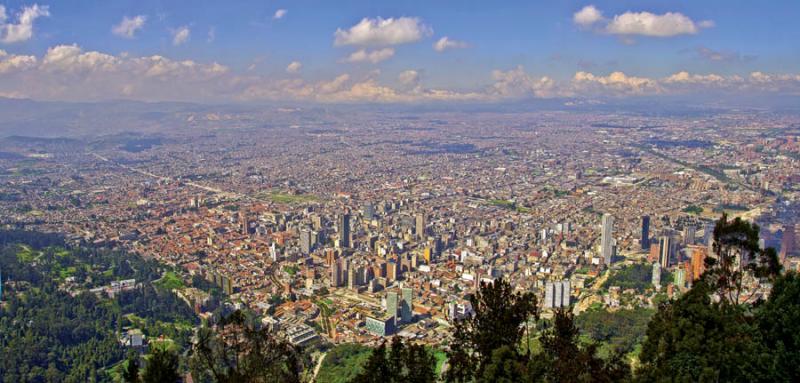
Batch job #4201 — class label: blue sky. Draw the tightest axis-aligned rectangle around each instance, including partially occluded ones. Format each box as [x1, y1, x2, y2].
[0, 0, 798, 103]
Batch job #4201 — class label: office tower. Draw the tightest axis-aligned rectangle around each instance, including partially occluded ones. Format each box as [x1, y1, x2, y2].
[684, 225, 696, 245]
[347, 265, 357, 290]
[338, 213, 351, 248]
[416, 213, 426, 239]
[601, 213, 615, 265]
[401, 287, 413, 323]
[674, 267, 686, 289]
[300, 229, 312, 255]
[554, 281, 563, 308]
[703, 222, 714, 246]
[690, 246, 707, 280]
[659, 236, 672, 268]
[652, 262, 662, 289]
[330, 260, 341, 287]
[780, 224, 796, 262]
[363, 203, 376, 221]
[387, 291, 398, 320]
[387, 261, 398, 281]
[641, 215, 650, 250]
[543, 282, 554, 308]
[561, 280, 571, 307]
[240, 211, 250, 235]
[544, 280, 570, 308]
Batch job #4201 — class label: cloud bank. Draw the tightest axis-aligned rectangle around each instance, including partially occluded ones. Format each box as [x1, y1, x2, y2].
[0, 44, 799, 103]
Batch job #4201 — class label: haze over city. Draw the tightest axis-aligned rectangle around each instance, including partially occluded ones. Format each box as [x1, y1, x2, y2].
[0, 2, 799, 383]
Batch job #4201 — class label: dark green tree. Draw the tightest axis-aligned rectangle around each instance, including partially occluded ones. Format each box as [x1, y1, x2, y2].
[444, 278, 538, 382]
[189, 310, 304, 383]
[352, 342, 390, 383]
[636, 280, 773, 382]
[351, 337, 436, 383]
[122, 351, 140, 383]
[534, 308, 630, 383]
[757, 271, 800, 382]
[142, 346, 180, 383]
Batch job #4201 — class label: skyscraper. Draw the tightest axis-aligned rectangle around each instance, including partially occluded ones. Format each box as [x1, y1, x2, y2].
[641, 215, 650, 250]
[601, 213, 614, 265]
[339, 213, 351, 249]
[300, 229, 313, 255]
[415, 213, 426, 239]
[652, 262, 662, 289]
[330, 260, 341, 287]
[684, 225, 696, 245]
[401, 287, 413, 323]
[659, 235, 672, 268]
[386, 291, 398, 321]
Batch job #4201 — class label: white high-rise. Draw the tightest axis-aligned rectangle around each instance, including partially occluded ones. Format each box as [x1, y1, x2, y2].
[601, 213, 615, 265]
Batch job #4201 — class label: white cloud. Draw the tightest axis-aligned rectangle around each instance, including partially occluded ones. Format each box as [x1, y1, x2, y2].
[0, 4, 50, 43]
[286, 61, 302, 73]
[433, 36, 467, 52]
[112, 15, 147, 38]
[606, 11, 711, 37]
[490, 66, 557, 98]
[0, 49, 36, 73]
[398, 70, 420, 87]
[273, 9, 287, 20]
[572, 71, 660, 95]
[172, 26, 190, 46]
[334, 17, 431, 46]
[343, 48, 395, 64]
[574, 5, 712, 38]
[573, 5, 603, 27]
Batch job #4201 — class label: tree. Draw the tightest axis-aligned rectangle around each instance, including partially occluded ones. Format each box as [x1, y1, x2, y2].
[122, 351, 140, 383]
[352, 337, 436, 383]
[352, 342, 390, 383]
[142, 346, 180, 383]
[636, 280, 773, 382]
[189, 310, 305, 383]
[444, 278, 538, 382]
[757, 271, 800, 382]
[535, 309, 629, 383]
[705, 214, 780, 305]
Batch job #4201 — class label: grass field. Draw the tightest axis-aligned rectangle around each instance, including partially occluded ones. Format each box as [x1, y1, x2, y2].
[258, 190, 319, 204]
[154, 271, 185, 291]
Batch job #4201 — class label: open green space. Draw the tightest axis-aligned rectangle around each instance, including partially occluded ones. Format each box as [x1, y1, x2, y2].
[315, 343, 372, 383]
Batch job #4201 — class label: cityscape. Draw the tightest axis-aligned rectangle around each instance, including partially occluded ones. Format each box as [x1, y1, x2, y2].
[0, 1, 799, 382]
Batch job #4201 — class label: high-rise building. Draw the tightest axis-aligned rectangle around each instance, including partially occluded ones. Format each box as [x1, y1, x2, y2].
[601, 213, 615, 265]
[659, 235, 672, 268]
[560, 280, 571, 307]
[543, 280, 571, 308]
[641, 215, 650, 250]
[347, 265, 357, 290]
[652, 262, 662, 289]
[338, 213, 351, 249]
[544, 281, 555, 309]
[330, 260, 341, 287]
[300, 229, 313, 255]
[780, 224, 796, 262]
[415, 213, 426, 239]
[684, 225, 696, 245]
[689, 245, 707, 280]
[401, 287, 413, 323]
[386, 291, 398, 320]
